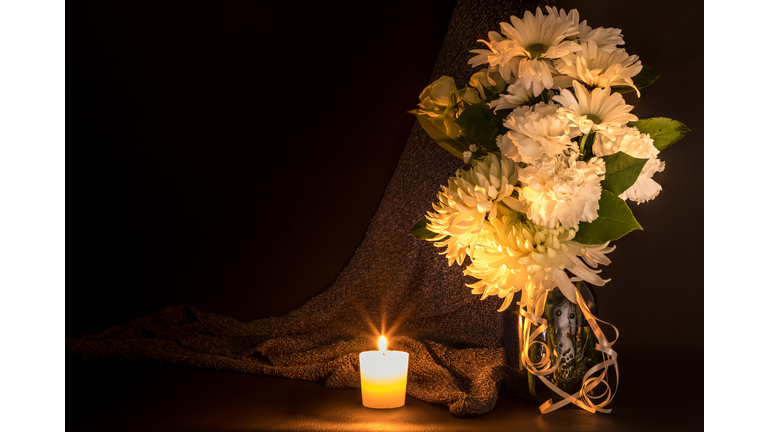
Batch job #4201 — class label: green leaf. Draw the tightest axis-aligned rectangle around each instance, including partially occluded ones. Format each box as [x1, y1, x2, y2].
[601, 152, 648, 196]
[626, 117, 690, 151]
[611, 65, 661, 94]
[455, 103, 506, 151]
[409, 217, 439, 240]
[494, 108, 512, 122]
[414, 114, 471, 159]
[573, 190, 642, 245]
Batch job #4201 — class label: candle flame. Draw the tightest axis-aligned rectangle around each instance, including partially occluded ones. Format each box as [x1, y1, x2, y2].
[378, 335, 387, 352]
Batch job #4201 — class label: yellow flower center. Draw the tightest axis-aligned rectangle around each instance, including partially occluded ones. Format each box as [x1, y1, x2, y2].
[526, 43, 548, 59]
[585, 114, 602, 124]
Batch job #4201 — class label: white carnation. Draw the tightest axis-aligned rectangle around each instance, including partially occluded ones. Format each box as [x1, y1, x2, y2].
[593, 126, 666, 203]
[498, 101, 578, 164]
[517, 152, 605, 229]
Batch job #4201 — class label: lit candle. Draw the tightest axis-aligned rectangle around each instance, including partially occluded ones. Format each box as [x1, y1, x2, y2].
[359, 336, 409, 409]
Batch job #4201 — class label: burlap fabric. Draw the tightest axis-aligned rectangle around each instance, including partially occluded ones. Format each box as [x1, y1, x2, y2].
[67, 0, 548, 417]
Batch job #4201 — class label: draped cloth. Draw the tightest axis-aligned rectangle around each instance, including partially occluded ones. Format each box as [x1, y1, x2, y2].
[66, 0, 548, 417]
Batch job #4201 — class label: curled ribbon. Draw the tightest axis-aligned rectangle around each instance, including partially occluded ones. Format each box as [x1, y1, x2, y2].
[519, 286, 619, 414]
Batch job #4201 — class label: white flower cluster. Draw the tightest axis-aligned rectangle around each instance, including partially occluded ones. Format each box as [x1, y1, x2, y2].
[408, 7, 688, 414]
[469, 6, 641, 97]
[464, 215, 615, 311]
[420, 7, 670, 309]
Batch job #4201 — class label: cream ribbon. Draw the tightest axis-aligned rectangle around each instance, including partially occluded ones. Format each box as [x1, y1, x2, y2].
[518, 287, 619, 414]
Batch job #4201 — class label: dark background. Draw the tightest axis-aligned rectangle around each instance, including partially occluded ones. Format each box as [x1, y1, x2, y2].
[69, 0, 703, 367]
[70, 0, 458, 338]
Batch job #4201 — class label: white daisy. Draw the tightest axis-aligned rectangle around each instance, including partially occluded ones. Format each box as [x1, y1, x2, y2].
[592, 126, 666, 203]
[549, 7, 625, 58]
[498, 101, 579, 164]
[490, 80, 539, 113]
[554, 48, 643, 96]
[467, 31, 510, 87]
[469, 7, 581, 96]
[464, 214, 614, 310]
[426, 153, 518, 266]
[553, 80, 637, 142]
[516, 152, 605, 229]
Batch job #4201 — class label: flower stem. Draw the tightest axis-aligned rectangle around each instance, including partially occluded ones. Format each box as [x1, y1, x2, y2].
[578, 133, 590, 161]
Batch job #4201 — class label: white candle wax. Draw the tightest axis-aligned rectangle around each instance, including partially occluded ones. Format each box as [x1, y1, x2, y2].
[359, 336, 409, 409]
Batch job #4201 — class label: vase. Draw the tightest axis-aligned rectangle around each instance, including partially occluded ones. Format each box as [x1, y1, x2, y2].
[501, 282, 600, 401]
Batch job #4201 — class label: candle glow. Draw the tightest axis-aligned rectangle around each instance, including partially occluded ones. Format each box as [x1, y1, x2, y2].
[359, 336, 409, 409]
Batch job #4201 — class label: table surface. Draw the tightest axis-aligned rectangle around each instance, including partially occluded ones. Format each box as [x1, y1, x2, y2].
[66, 353, 702, 432]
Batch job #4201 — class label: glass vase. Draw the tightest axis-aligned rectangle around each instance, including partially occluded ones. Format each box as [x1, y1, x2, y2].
[501, 282, 600, 402]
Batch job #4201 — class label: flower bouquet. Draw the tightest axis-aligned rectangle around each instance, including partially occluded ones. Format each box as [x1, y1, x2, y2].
[409, 7, 689, 414]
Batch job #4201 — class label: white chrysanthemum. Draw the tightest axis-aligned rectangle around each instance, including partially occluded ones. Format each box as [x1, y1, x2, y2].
[426, 153, 518, 266]
[549, 7, 625, 58]
[464, 214, 614, 310]
[490, 81, 538, 113]
[469, 7, 581, 96]
[498, 101, 579, 164]
[516, 152, 605, 229]
[553, 80, 637, 142]
[593, 126, 666, 203]
[554, 48, 643, 96]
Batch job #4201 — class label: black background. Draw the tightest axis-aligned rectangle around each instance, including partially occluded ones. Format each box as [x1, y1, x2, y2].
[69, 0, 703, 360]
[70, 0, 457, 338]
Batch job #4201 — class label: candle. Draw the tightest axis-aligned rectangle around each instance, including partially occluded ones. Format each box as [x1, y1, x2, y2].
[359, 336, 409, 409]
